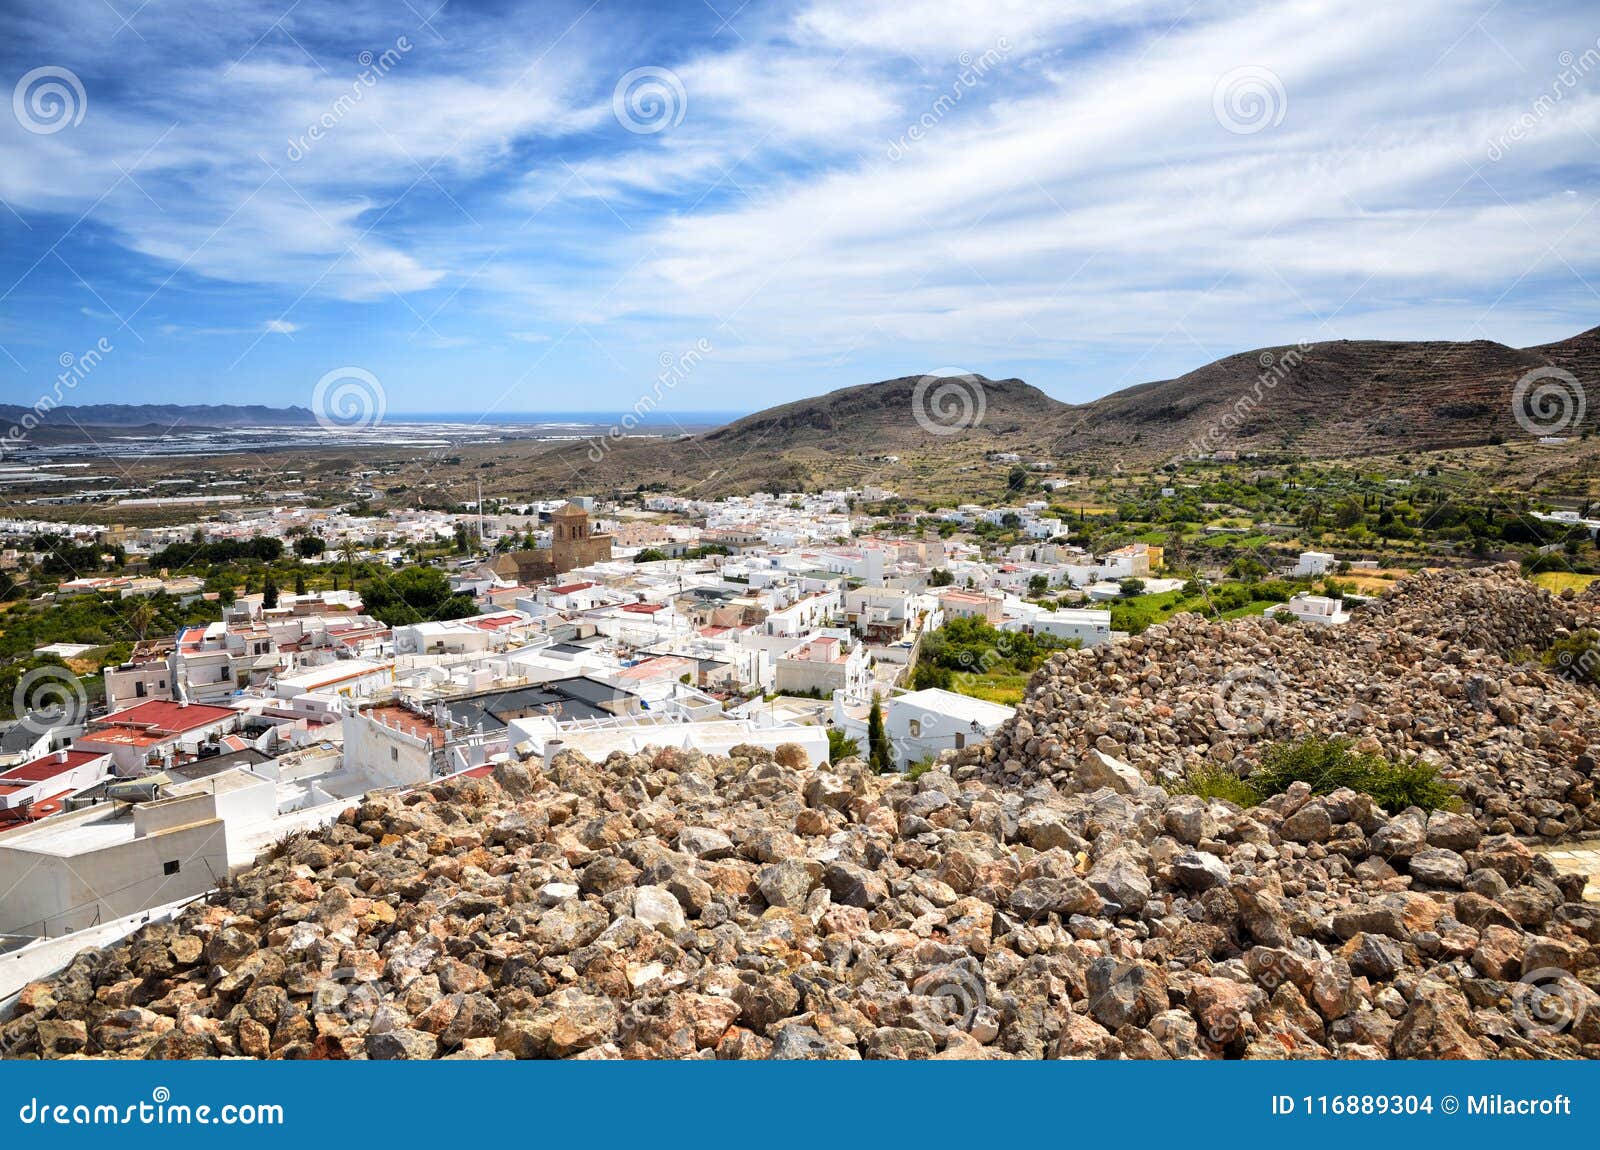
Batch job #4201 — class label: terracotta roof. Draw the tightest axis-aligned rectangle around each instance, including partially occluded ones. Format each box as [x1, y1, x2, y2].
[0, 748, 107, 782]
[0, 789, 72, 824]
[364, 704, 446, 749]
[96, 699, 238, 733]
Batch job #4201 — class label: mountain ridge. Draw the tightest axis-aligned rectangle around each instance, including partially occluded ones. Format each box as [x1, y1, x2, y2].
[0, 403, 319, 432]
[4, 328, 1595, 493]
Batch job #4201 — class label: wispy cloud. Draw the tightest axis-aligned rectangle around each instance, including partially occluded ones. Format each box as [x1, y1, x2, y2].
[0, 0, 1595, 413]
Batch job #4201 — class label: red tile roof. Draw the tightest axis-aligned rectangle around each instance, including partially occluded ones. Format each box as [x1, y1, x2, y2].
[364, 704, 446, 749]
[0, 789, 72, 824]
[468, 613, 524, 631]
[0, 749, 108, 782]
[95, 699, 238, 734]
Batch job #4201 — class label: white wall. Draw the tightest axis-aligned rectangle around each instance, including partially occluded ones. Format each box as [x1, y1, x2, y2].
[0, 817, 226, 938]
[341, 711, 437, 787]
[508, 717, 829, 768]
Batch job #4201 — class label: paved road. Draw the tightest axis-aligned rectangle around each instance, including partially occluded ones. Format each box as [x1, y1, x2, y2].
[1529, 837, 1600, 903]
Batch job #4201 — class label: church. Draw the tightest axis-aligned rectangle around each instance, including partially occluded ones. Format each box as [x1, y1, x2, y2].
[489, 502, 614, 584]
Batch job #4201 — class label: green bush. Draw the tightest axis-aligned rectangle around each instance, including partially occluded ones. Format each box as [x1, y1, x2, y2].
[1250, 735, 1457, 814]
[1543, 629, 1600, 686]
[826, 727, 861, 764]
[1174, 763, 1260, 807]
[1176, 736, 1458, 815]
[904, 756, 937, 782]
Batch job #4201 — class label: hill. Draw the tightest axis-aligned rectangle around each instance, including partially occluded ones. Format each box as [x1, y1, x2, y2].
[0, 403, 317, 442]
[1061, 327, 1600, 460]
[517, 327, 1599, 494]
[4, 327, 1595, 495]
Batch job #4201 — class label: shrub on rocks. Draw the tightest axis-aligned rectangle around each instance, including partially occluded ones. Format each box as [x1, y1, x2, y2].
[1249, 736, 1458, 815]
[4, 567, 1597, 1063]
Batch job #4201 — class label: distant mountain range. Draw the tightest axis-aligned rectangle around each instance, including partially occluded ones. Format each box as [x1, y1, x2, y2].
[529, 325, 1600, 493]
[4, 327, 1595, 489]
[0, 403, 318, 437]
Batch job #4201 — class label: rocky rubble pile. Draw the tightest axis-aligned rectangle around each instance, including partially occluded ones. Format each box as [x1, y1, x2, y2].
[965, 565, 1599, 840]
[2, 740, 1597, 1061]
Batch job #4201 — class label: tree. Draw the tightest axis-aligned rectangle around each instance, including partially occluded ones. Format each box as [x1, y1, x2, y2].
[294, 534, 326, 559]
[1331, 497, 1364, 529]
[262, 572, 279, 609]
[294, 571, 307, 596]
[361, 565, 478, 627]
[1118, 577, 1146, 597]
[867, 694, 892, 774]
[127, 599, 156, 641]
[1027, 574, 1049, 597]
[203, 571, 237, 605]
[1006, 465, 1029, 496]
[633, 548, 669, 563]
[928, 568, 954, 587]
[826, 727, 860, 764]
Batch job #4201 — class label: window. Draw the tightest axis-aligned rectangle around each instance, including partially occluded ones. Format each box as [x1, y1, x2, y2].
[163, 860, 181, 875]
[135, 681, 146, 698]
[908, 719, 922, 737]
[390, 747, 399, 761]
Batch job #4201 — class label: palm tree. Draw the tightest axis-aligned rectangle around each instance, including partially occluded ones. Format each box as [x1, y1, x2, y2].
[128, 600, 156, 641]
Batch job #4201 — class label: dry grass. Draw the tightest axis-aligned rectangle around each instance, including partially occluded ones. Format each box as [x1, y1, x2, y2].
[1531, 571, 1599, 594]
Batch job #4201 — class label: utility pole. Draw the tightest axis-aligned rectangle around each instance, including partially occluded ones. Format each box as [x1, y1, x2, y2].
[476, 476, 486, 554]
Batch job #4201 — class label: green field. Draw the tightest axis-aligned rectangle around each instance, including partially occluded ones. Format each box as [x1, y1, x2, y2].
[1531, 571, 1598, 593]
[1107, 580, 1295, 634]
[950, 672, 1030, 706]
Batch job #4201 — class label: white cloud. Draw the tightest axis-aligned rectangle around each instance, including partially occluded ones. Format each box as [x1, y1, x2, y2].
[3, 0, 1597, 399]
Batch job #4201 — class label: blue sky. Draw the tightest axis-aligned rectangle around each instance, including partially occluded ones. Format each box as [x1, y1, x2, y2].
[0, 0, 1597, 419]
